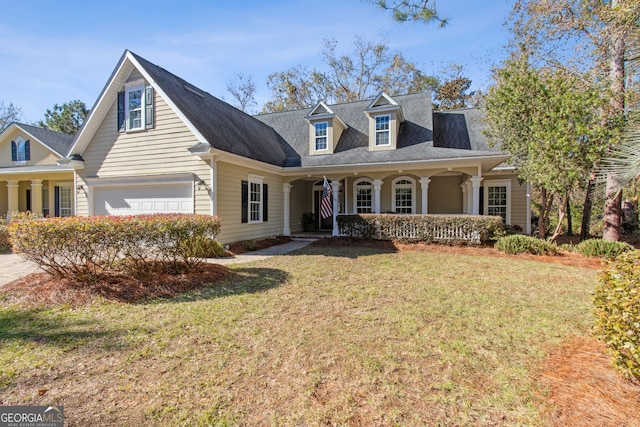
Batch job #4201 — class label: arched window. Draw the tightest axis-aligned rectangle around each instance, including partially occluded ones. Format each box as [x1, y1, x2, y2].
[11, 137, 30, 163]
[353, 178, 373, 213]
[392, 177, 415, 214]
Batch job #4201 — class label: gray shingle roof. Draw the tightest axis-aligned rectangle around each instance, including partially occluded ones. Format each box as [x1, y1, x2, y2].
[255, 94, 504, 168]
[14, 123, 75, 157]
[130, 52, 292, 167]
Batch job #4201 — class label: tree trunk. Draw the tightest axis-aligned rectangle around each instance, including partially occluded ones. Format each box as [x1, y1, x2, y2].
[603, 2, 626, 241]
[549, 193, 568, 243]
[566, 194, 573, 236]
[538, 188, 554, 239]
[580, 178, 595, 241]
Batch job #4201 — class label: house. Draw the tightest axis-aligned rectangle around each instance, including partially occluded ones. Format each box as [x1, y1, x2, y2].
[15, 50, 531, 243]
[0, 122, 76, 217]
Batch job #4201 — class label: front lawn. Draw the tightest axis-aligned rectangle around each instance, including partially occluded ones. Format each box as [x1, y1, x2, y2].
[0, 244, 600, 425]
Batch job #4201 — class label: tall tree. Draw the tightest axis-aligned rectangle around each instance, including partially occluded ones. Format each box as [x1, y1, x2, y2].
[226, 72, 257, 114]
[0, 100, 22, 131]
[484, 54, 609, 239]
[509, 0, 640, 240]
[263, 37, 440, 112]
[371, 0, 448, 26]
[38, 100, 88, 135]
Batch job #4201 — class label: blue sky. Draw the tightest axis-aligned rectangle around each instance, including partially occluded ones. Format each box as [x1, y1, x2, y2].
[0, 0, 514, 123]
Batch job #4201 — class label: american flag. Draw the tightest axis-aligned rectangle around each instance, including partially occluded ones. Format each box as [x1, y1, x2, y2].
[320, 177, 333, 219]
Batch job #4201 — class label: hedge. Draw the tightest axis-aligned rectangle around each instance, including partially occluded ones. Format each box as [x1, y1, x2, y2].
[574, 239, 635, 259]
[0, 217, 9, 254]
[495, 235, 559, 256]
[337, 214, 504, 244]
[593, 250, 640, 379]
[8, 214, 221, 279]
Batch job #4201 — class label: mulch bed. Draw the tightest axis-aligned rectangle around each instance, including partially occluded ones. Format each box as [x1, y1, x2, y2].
[226, 235, 291, 255]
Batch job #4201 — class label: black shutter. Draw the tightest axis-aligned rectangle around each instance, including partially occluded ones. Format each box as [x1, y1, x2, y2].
[145, 86, 154, 129]
[54, 186, 60, 217]
[241, 180, 248, 223]
[11, 141, 16, 161]
[24, 140, 30, 161]
[117, 91, 125, 132]
[263, 183, 268, 222]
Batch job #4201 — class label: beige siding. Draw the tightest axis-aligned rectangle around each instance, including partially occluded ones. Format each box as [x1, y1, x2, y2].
[0, 127, 62, 167]
[215, 162, 284, 244]
[289, 180, 313, 233]
[428, 175, 464, 214]
[78, 90, 212, 216]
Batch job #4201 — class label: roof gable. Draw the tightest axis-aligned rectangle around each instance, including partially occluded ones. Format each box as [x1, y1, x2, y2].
[70, 50, 292, 167]
[0, 122, 74, 157]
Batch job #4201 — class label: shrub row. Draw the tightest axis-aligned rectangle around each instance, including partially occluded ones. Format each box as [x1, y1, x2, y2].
[593, 250, 640, 379]
[494, 235, 559, 255]
[337, 214, 504, 244]
[8, 214, 221, 279]
[573, 239, 635, 259]
[0, 217, 9, 254]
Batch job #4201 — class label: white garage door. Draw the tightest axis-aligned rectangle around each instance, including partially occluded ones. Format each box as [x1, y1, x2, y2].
[94, 184, 193, 216]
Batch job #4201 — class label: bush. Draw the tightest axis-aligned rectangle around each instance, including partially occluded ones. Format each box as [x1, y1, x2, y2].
[0, 217, 9, 253]
[181, 236, 226, 258]
[494, 235, 559, 255]
[593, 251, 640, 379]
[242, 240, 257, 251]
[337, 214, 504, 245]
[8, 214, 221, 279]
[574, 239, 635, 259]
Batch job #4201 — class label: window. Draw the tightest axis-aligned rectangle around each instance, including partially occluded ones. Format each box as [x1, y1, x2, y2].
[485, 179, 511, 224]
[354, 179, 373, 213]
[392, 177, 415, 214]
[315, 122, 328, 151]
[11, 137, 30, 163]
[42, 187, 50, 217]
[55, 185, 73, 217]
[375, 115, 390, 146]
[241, 175, 268, 224]
[118, 85, 154, 132]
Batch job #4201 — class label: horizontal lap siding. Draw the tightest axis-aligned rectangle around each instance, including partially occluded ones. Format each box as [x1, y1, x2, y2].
[290, 180, 312, 233]
[428, 175, 463, 214]
[78, 93, 212, 216]
[215, 162, 284, 244]
[507, 175, 528, 230]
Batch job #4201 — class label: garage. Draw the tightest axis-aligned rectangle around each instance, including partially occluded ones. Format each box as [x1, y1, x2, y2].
[94, 183, 193, 216]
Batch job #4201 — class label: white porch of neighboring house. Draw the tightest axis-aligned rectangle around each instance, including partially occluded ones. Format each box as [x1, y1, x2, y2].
[281, 170, 530, 237]
[0, 169, 76, 218]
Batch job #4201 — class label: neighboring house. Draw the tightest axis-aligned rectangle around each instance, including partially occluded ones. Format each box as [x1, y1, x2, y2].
[0, 122, 76, 217]
[61, 50, 530, 244]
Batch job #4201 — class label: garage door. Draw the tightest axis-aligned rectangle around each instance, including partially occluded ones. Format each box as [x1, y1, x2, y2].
[94, 184, 193, 216]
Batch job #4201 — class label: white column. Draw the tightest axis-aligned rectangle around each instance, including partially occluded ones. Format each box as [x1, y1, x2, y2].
[7, 180, 19, 215]
[470, 176, 483, 215]
[210, 156, 217, 216]
[419, 177, 431, 214]
[373, 179, 383, 214]
[525, 182, 532, 235]
[31, 179, 43, 216]
[283, 183, 292, 236]
[331, 180, 340, 236]
[460, 183, 468, 214]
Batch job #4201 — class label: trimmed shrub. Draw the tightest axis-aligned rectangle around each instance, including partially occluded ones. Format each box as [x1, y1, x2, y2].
[181, 236, 226, 258]
[0, 217, 9, 253]
[337, 214, 504, 245]
[494, 235, 559, 255]
[574, 239, 635, 259]
[8, 214, 221, 278]
[593, 251, 640, 379]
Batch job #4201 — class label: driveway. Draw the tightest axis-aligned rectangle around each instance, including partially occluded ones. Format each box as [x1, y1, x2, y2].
[0, 253, 40, 286]
[0, 239, 316, 287]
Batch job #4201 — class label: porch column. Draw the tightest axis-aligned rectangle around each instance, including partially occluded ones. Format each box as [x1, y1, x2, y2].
[373, 179, 383, 214]
[282, 183, 292, 236]
[7, 180, 19, 215]
[470, 176, 483, 215]
[331, 180, 340, 236]
[465, 181, 473, 214]
[31, 179, 43, 216]
[419, 178, 431, 214]
[460, 183, 468, 214]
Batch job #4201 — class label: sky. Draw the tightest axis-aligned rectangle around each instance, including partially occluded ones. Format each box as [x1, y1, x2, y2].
[0, 0, 515, 123]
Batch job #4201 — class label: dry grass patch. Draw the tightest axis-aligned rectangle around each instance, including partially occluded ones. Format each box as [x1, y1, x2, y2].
[0, 243, 622, 425]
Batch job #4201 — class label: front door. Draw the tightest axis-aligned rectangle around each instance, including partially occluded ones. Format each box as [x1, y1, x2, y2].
[314, 190, 333, 230]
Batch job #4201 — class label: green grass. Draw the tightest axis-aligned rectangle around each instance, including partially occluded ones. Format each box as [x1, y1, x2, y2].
[0, 245, 597, 425]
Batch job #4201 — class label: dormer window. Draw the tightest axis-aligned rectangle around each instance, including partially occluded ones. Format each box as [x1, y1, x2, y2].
[375, 115, 390, 146]
[315, 122, 328, 151]
[126, 85, 144, 130]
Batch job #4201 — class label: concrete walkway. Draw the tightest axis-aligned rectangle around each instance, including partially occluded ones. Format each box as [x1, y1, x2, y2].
[0, 239, 316, 287]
